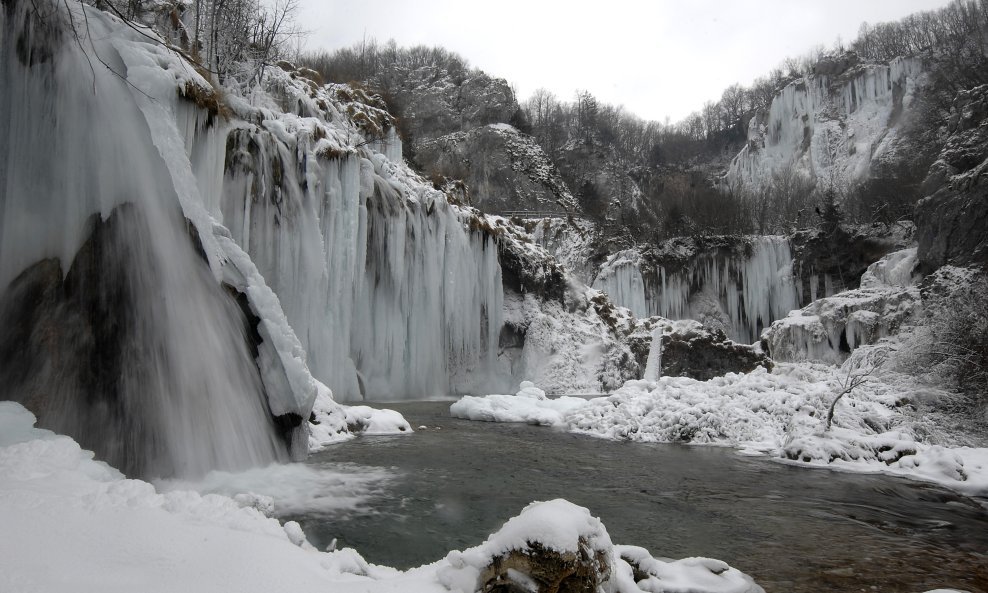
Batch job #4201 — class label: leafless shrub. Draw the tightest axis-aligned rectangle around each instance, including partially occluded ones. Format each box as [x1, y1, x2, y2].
[924, 277, 988, 404]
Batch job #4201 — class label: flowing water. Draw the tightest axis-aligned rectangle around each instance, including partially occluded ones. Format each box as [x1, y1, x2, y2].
[289, 401, 988, 593]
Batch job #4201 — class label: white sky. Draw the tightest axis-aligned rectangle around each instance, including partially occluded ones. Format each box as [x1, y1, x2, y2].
[297, 0, 954, 123]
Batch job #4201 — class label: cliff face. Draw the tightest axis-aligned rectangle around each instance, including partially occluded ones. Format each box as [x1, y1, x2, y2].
[916, 84, 988, 272]
[416, 124, 577, 213]
[726, 54, 926, 195]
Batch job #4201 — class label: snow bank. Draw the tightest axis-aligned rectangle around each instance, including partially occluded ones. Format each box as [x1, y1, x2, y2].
[451, 361, 988, 498]
[450, 381, 588, 426]
[307, 382, 413, 452]
[0, 401, 761, 593]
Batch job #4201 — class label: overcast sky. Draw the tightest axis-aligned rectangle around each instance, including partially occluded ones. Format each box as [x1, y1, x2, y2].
[297, 0, 954, 123]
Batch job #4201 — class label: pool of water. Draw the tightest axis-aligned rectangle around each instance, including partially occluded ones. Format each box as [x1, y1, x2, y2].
[288, 401, 988, 593]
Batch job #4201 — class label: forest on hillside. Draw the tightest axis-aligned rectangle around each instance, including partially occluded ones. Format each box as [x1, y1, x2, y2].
[302, 0, 988, 241]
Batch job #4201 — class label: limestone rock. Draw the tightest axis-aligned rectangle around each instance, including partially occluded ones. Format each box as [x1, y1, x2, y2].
[916, 84, 988, 272]
[417, 124, 576, 214]
[629, 318, 773, 381]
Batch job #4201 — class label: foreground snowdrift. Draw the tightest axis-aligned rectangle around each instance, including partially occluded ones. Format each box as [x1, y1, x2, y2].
[452, 362, 988, 498]
[0, 401, 764, 593]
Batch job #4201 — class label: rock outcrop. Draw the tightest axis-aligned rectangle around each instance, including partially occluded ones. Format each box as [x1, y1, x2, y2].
[916, 84, 988, 272]
[789, 222, 916, 301]
[628, 319, 773, 381]
[417, 124, 577, 214]
[762, 248, 921, 364]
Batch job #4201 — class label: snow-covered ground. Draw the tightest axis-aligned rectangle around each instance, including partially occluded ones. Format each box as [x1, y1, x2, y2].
[452, 358, 988, 499]
[0, 401, 767, 593]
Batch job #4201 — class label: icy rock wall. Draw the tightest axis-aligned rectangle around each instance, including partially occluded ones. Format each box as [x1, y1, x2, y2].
[0, 1, 293, 477]
[727, 57, 924, 192]
[594, 237, 799, 344]
[763, 248, 921, 364]
[189, 103, 503, 401]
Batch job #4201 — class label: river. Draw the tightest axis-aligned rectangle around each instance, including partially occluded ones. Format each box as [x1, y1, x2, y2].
[289, 401, 988, 592]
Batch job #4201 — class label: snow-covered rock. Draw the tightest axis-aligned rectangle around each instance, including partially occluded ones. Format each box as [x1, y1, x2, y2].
[762, 248, 921, 364]
[416, 124, 577, 214]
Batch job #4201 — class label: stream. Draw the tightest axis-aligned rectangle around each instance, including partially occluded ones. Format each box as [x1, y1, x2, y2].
[288, 401, 988, 593]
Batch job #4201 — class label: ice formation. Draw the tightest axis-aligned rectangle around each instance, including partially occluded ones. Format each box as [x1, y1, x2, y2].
[214, 120, 505, 399]
[727, 56, 925, 192]
[0, 1, 300, 476]
[593, 237, 799, 343]
[763, 248, 921, 364]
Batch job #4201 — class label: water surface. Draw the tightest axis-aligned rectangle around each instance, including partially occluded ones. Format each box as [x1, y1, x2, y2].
[290, 401, 988, 593]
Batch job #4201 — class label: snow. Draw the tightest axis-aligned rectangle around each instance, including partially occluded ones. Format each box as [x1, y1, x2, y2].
[450, 381, 588, 426]
[0, 400, 762, 593]
[451, 360, 988, 499]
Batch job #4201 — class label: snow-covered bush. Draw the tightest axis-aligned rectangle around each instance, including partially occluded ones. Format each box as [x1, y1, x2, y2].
[924, 276, 988, 412]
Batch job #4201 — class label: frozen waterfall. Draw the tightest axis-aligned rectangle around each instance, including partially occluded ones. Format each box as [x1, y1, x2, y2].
[594, 237, 800, 344]
[197, 120, 504, 401]
[0, 1, 288, 477]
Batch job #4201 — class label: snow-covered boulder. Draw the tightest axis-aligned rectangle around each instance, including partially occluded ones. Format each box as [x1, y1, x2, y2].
[438, 499, 762, 593]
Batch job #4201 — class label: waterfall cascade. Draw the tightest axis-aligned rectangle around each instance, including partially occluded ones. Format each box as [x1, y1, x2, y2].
[0, 2, 290, 477]
[196, 93, 504, 403]
[594, 237, 800, 344]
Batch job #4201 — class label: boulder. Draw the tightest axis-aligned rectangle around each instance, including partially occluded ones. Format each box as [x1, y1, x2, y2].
[478, 539, 609, 593]
[629, 318, 773, 381]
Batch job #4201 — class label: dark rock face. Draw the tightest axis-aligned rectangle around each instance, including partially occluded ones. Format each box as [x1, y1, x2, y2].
[466, 213, 569, 304]
[0, 205, 166, 476]
[790, 223, 914, 301]
[916, 84, 988, 272]
[660, 327, 772, 381]
[628, 319, 772, 381]
[478, 539, 610, 593]
[0, 204, 284, 477]
[812, 51, 861, 77]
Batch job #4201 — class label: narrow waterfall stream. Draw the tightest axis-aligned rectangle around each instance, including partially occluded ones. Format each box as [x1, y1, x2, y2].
[289, 401, 988, 593]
